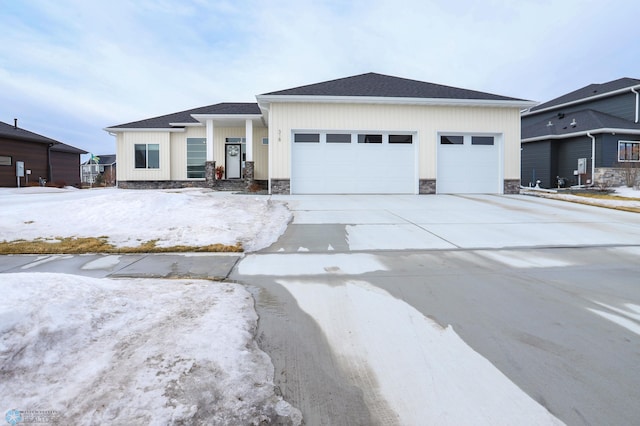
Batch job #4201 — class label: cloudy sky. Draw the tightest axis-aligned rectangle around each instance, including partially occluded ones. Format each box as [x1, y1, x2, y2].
[1, 0, 639, 158]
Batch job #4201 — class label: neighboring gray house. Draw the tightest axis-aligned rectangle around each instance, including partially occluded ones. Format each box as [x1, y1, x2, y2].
[81, 154, 117, 185]
[521, 78, 640, 188]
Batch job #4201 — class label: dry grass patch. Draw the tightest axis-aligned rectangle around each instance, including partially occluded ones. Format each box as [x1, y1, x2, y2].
[571, 192, 640, 202]
[0, 237, 243, 254]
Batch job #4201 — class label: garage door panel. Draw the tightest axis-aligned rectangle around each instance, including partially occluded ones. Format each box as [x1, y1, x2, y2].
[292, 133, 415, 194]
[437, 135, 500, 194]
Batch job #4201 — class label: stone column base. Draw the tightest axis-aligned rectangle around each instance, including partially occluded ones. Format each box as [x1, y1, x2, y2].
[503, 179, 520, 194]
[205, 161, 216, 186]
[419, 179, 436, 194]
[270, 179, 291, 194]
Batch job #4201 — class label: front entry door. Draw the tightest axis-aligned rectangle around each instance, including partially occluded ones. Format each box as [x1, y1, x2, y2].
[225, 144, 241, 179]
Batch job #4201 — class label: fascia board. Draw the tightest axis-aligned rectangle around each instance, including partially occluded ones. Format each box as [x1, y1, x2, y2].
[522, 84, 640, 116]
[191, 114, 263, 121]
[522, 127, 640, 143]
[255, 94, 536, 109]
[103, 127, 185, 133]
[169, 122, 203, 127]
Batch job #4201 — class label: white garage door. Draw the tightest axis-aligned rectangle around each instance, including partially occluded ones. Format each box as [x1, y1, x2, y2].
[291, 132, 416, 194]
[437, 135, 501, 194]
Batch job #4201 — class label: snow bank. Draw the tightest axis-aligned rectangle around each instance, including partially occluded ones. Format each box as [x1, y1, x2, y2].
[0, 273, 301, 425]
[0, 188, 291, 251]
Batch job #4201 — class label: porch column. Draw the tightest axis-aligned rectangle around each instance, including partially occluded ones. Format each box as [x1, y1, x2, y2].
[245, 119, 253, 162]
[205, 119, 216, 185]
[206, 119, 215, 162]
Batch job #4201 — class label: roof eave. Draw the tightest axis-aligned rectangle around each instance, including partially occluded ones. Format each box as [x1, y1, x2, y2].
[190, 113, 263, 121]
[256, 94, 536, 109]
[522, 127, 640, 142]
[104, 127, 186, 133]
[523, 84, 640, 116]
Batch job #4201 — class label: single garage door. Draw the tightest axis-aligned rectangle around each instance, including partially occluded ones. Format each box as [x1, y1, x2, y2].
[437, 134, 501, 194]
[291, 132, 416, 194]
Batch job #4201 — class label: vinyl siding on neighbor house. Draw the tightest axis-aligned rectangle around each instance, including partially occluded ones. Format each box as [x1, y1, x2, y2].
[268, 102, 522, 180]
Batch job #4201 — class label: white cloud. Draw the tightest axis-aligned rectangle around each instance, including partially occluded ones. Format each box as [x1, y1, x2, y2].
[1, 0, 639, 157]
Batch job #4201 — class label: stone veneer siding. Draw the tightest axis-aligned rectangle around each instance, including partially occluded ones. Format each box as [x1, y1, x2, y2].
[419, 179, 436, 194]
[594, 167, 640, 188]
[270, 179, 291, 194]
[118, 181, 209, 189]
[503, 179, 521, 194]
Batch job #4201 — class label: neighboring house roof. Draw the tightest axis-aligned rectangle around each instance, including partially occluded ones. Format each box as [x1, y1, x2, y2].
[82, 154, 116, 166]
[0, 120, 87, 153]
[527, 77, 640, 114]
[107, 103, 261, 129]
[522, 109, 640, 142]
[261, 72, 527, 102]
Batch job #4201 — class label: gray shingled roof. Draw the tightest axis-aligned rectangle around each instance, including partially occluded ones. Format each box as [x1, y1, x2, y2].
[261, 72, 527, 101]
[0, 120, 86, 153]
[522, 109, 640, 140]
[108, 103, 261, 129]
[529, 78, 640, 112]
[82, 154, 116, 165]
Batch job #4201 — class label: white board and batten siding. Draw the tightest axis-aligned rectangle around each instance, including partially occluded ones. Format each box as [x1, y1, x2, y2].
[116, 132, 171, 181]
[268, 102, 521, 194]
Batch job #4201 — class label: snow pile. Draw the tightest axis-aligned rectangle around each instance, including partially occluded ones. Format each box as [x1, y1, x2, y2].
[0, 188, 291, 251]
[0, 273, 302, 425]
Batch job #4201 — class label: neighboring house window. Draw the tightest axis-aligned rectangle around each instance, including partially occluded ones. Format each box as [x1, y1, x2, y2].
[440, 135, 463, 145]
[0, 155, 11, 166]
[294, 133, 320, 143]
[618, 141, 640, 162]
[358, 134, 382, 144]
[187, 138, 206, 178]
[262, 137, 269, 145]
[135, 144, 160, 169]
[389, 135, 413, 144]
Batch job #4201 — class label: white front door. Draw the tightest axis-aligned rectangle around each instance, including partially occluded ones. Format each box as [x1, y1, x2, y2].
[225, 144, 242, 179]
[437, 134, 502, 193]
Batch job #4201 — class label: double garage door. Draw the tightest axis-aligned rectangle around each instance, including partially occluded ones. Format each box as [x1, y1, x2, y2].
[291, 132, 416, 194]
[291, 131, 501, 194]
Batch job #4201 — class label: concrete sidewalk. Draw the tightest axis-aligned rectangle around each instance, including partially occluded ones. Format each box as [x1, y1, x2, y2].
[0, 253, 242, 280]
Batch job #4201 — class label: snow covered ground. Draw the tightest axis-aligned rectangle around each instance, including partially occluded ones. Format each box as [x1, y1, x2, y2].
[0, 273, 301, 425]
[0, 187, 291, 251]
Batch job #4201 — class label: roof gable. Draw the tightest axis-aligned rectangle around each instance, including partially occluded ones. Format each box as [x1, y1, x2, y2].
[529, 78, 640, 113]
[261, 72, 526, 101]
[108, 103, 261, 129]
[0, 120, 86, 154]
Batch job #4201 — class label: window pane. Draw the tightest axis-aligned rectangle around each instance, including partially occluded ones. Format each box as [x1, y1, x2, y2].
[148, 144, 160, 168]
[441, 136, 463, 145]
[134, 144, 147, 168]
[262, 138, 269, 145]
[187, 138, 206, 178]
[389, 135, 412, 144]
[472, 136, 494, 146]
[294, 133, 320, 143]
[0, 155, 11, 166]
[358, 134, 382, 144]
[633, 143, 640, 160]
[327, 133, 351, 143]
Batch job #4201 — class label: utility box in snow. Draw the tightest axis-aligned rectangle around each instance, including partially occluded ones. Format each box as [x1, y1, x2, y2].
[577, 158, 587, 175]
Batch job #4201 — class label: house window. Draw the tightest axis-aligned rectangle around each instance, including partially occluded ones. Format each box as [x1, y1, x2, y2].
[294, 133, 320, 143]
[135, 144, 160, 169]
[358, 134, 382, 144]
[0, 155, 12, 166]
[226, 137, 246, 144]
[618, 141, 640, 162]
[262, 137, 269, 145]
[327, 133, 351, 143]
[441, 135, 463, 145]
[389, 135, 413, 144]
[187, 138, 206, 178]
[472, 136, 494, 146]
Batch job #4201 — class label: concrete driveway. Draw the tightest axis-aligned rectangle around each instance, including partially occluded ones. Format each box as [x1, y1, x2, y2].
[267, 193, 640, 252]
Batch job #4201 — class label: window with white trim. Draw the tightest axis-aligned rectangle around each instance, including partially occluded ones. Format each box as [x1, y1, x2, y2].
[262, 137, 269, 145]
[0, 155, 11, 166]
[618, 141, 640, 162]
[187, 138, 206, 178]
[358, 134, 382, 144]
[135, 144, 160, 169]
[294, 133, 320, 143]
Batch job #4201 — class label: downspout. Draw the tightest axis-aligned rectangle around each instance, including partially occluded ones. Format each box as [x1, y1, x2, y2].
[47, 143, 55, 183]
[631, 86, 640, 123]
[587, 132, 596, 186]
